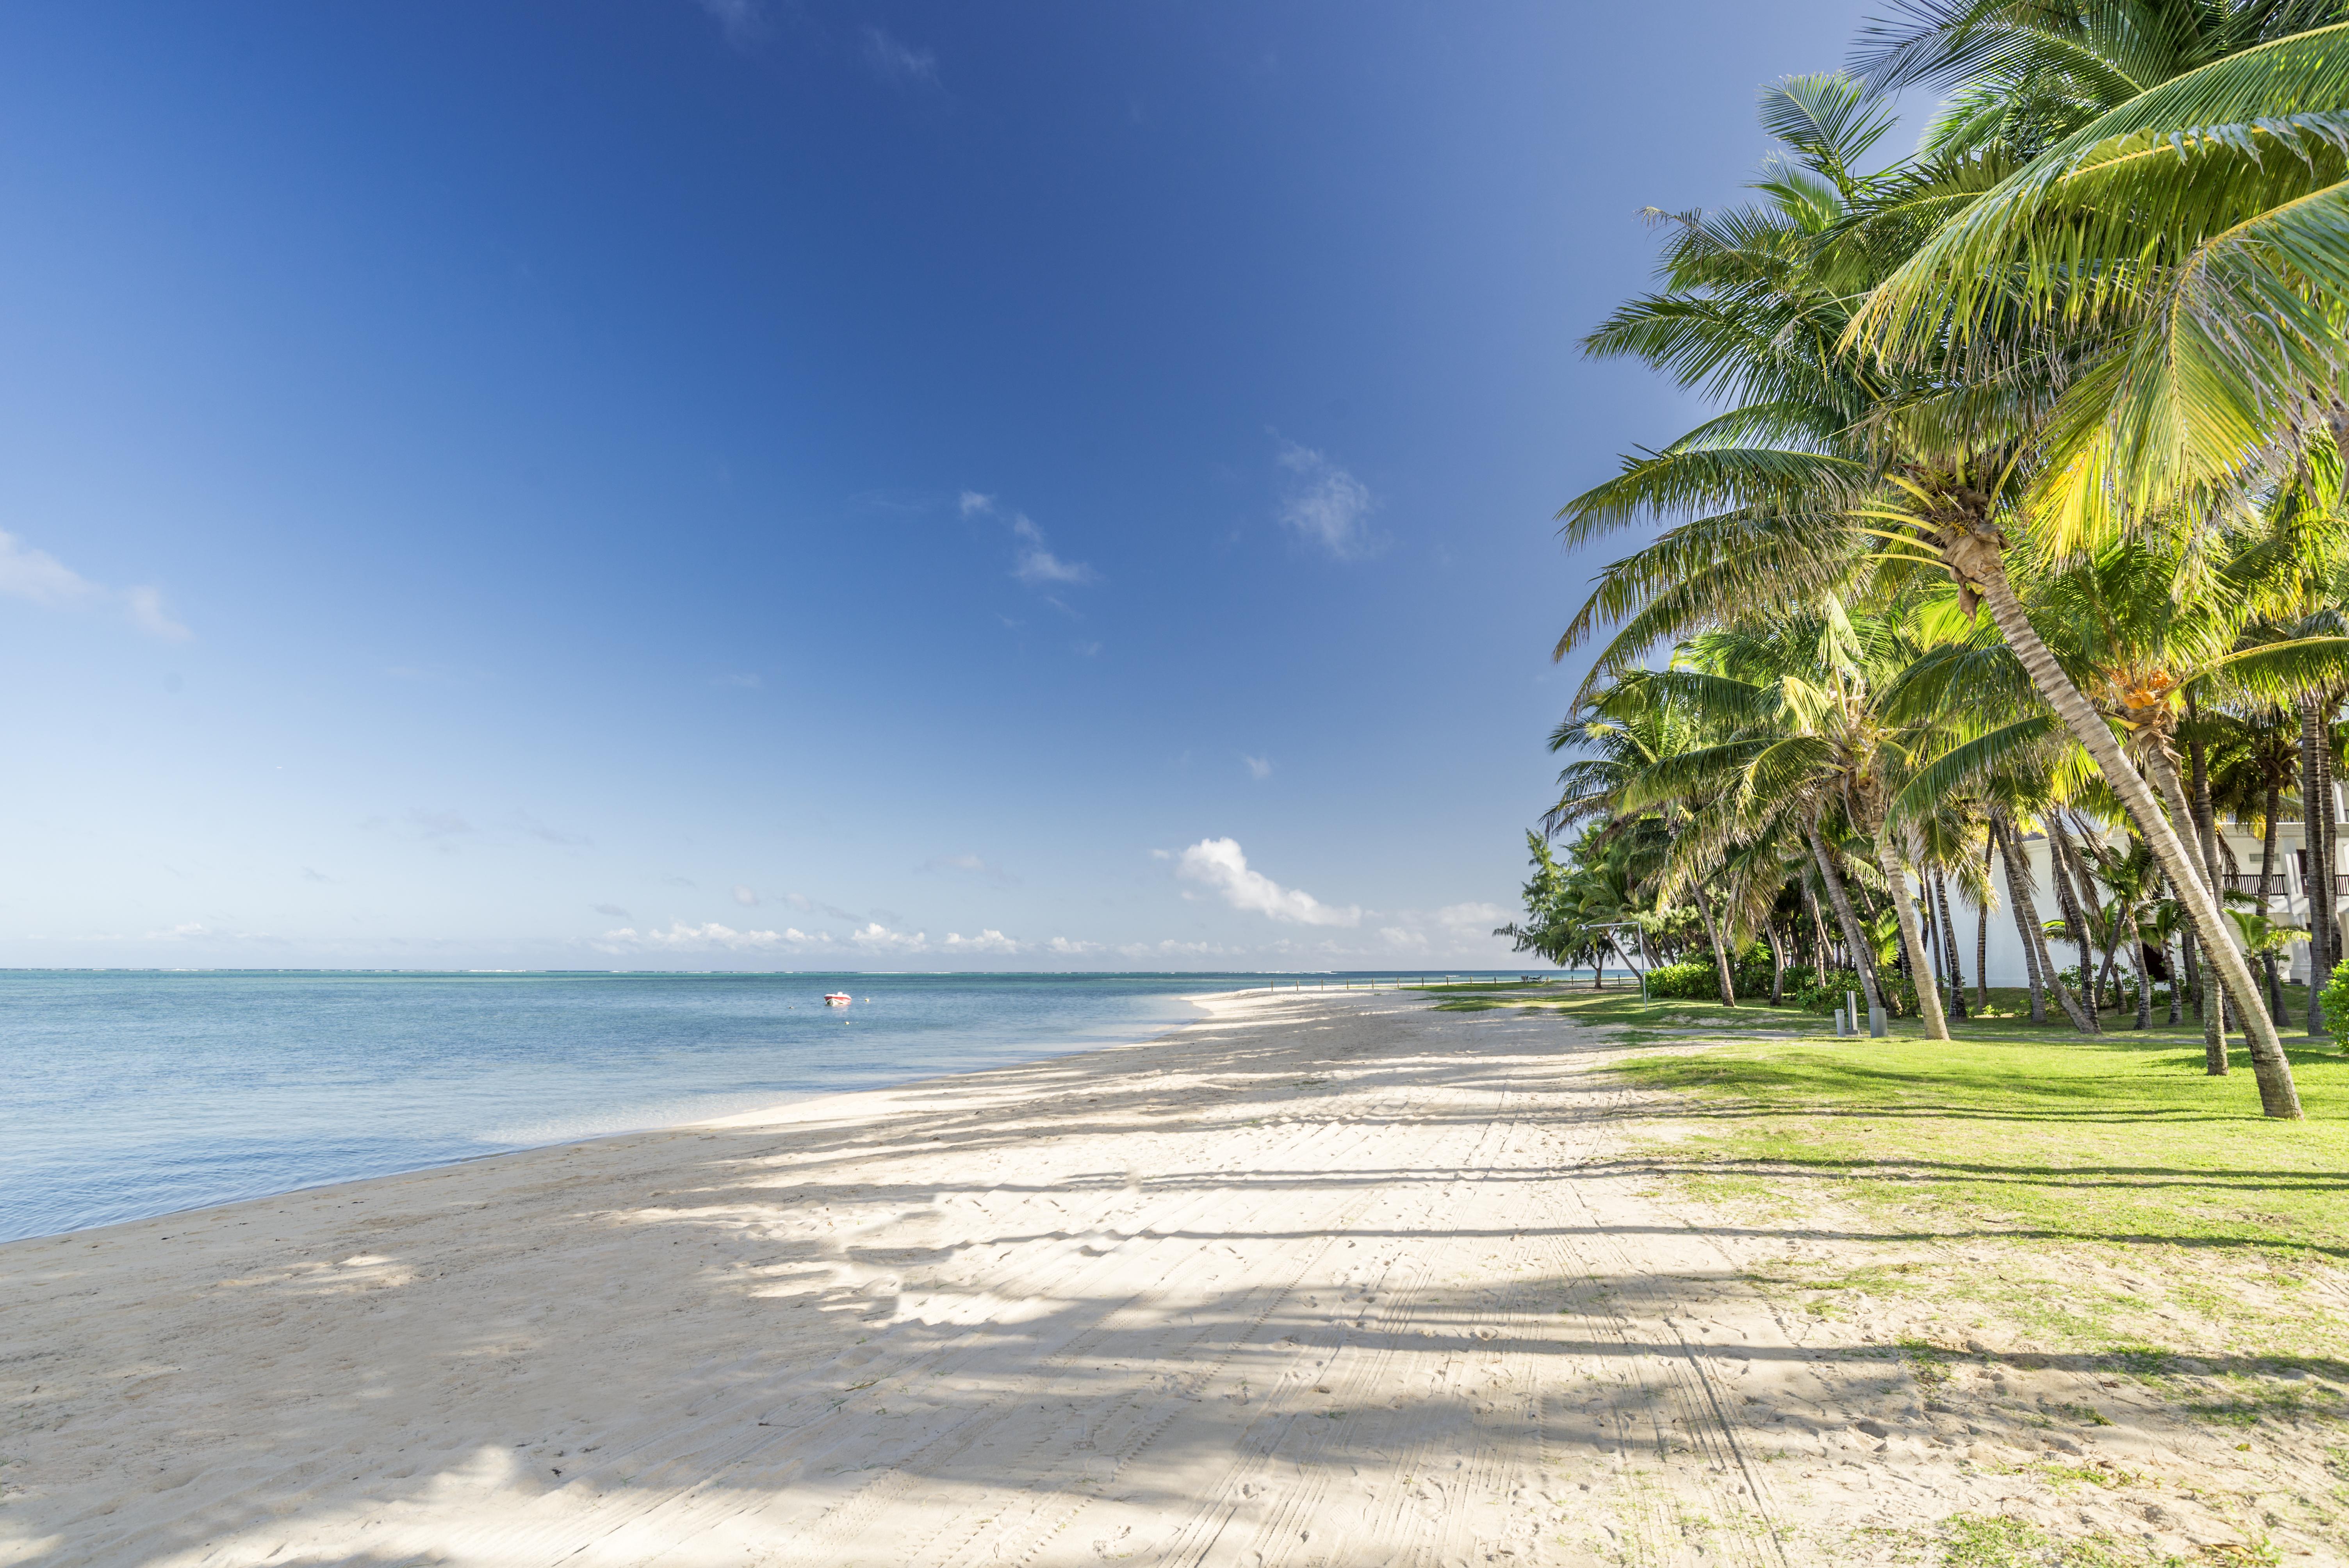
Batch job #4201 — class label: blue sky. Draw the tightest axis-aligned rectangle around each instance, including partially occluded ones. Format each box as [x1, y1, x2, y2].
[1, 1, 1892, 971]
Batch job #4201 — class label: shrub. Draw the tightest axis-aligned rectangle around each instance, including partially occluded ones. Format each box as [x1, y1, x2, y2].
[2321, 957, 2349, 1036]
[1793, 968, 1921, 1019]
[1642, 960, 1716, 1000]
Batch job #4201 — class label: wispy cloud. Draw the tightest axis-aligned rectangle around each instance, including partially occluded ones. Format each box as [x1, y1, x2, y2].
[965, 493, 1097, 588]
[733, 884, 761, 907]
[513, 811, 590, 847]
[863, 26, 939, 86]
[780, 891, 872, 923]
[593, 903, 632, 918]
[920, 853, 1021, 887]
[688, 0, 763, 46]
[1010, 516, 1095, 586]
[408, 809, 474, 839]
[0, 531, 190, 640]
[1243, 754, 1273, 780]
[1046, 936, 1101, 956]
[1174, 837, 1360, 927]
[1274, 440, 1378, 560]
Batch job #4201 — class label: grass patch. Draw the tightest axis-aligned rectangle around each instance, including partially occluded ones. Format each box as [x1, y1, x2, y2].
[1572, 994, 2349, 1265]
[1543, 989, 2349, 1364]
[1934, 1510, 2199, 1566]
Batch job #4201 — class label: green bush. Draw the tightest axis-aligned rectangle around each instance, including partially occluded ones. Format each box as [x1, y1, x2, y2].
[1642, 960, 1716, 1000]
[1793, 968, 1921, 1019]
[2320, 957, 2349, 1036]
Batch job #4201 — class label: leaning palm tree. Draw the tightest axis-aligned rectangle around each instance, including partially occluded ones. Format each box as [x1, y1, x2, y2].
[1837, 22, 2349, 1117]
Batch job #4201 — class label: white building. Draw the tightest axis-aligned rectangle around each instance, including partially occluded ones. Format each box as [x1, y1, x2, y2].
[1976, 794, 2344, 990]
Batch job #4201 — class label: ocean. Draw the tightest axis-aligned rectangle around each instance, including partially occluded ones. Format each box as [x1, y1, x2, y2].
[0, 968, 1527, 1243]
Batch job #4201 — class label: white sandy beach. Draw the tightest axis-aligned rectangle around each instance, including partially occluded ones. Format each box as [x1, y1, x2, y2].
[1, 991, 2315, 1566]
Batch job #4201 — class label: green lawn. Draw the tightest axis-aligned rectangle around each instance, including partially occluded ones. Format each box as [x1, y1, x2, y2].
[1509, 989, 2349, 1365]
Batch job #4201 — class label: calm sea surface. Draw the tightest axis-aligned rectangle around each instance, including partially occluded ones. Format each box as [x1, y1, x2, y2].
[0, 969, 1518, 1243]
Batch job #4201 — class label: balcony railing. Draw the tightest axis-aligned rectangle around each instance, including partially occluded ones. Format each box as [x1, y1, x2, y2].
[2224, 872, 2349, 896]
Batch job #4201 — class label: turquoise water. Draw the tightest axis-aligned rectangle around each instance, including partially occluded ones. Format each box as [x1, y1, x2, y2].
[0, 969, 1521, 1242]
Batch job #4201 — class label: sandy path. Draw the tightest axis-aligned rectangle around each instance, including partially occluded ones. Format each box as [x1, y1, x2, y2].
[0, 993, 2306, 1566]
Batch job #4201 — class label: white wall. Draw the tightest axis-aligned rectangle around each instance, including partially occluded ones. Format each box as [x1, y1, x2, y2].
[1951, 815, 2341, 991]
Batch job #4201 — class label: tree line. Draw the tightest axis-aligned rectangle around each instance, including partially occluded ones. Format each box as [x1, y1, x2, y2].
[1503, 1, 2349, 1120]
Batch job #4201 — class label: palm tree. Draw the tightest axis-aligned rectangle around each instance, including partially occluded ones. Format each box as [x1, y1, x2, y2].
[1556, 39, 2343, 1111]
[1589, 605, 1957, 1038]
[1545, 693, 1747, 1005]
[1840, 20, 2349, 1115]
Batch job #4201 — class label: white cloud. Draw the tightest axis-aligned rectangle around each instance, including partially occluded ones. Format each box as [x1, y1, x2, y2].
[1010, 515, 1096, 586]
[848, 921, 929, 951]
[863, 26, 938, 86]
[0, 531, 190, 640]
[1243, 754, 1273, 780]
[733, 884, 761, 907]
[599, 921, 823, 952]
[959, 491, 995, 517]
[1275, 441, 1378, 560]
[942, 928, 1019, 953]
[1046, 936, 1101, 955]
[1437, 901, 1510, 930]
[1174, 837, 1360, 927]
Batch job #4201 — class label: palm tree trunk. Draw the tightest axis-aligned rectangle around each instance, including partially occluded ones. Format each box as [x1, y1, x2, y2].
[1807, 814, 1884, 1020]
[2258, 780, 2287, 1025]
[2320, 700, 2340, 975]
[1934, 867, 1968, 1019]
[2304, 699, 2333, 1035]
[1993, 811, 2086, 1030]
[1956, 544, 2300, 1114]
[2044, 816, 2103, 1031]
[1764, 919, 1787, 1005]
[2166, 921, 2182, 1023]
[1874, 834, 1949, 1039]
[1688, 877, 1737, 1007]
[1977, 834, 1993, 1011]
[2152, 736, 2239, 1071]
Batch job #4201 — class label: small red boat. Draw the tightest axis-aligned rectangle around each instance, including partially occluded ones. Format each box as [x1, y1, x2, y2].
[823, 992, 852, 1007]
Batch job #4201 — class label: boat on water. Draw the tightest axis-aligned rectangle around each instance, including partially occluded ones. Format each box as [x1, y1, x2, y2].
[823, 992, 852, 1007]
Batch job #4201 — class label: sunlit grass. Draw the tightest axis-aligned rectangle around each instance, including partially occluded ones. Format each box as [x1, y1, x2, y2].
[1518, 988, 2349, 1364]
